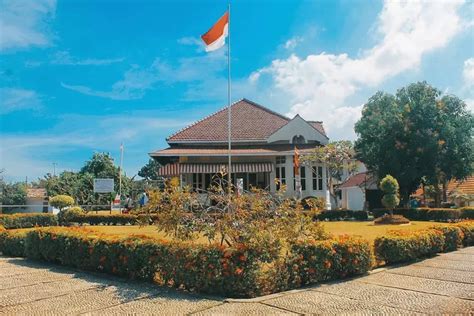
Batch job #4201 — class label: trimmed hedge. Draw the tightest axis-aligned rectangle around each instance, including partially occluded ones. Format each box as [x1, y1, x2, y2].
[286, 236, 373, 288]
[374, 229, 445, 264]
[372, 207, 474, 222]
[0, 227, 373, 298]
[316, 210, 369, 221]
[455, 221, 474, 246]
[430, 226, 464, 252]
[0, 213, 58, 229]
[67, 214, 140, 226]
[0, 230, 27, 257]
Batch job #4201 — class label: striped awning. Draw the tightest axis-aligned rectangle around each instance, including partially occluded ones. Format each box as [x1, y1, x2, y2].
[158, 162, 274, 176]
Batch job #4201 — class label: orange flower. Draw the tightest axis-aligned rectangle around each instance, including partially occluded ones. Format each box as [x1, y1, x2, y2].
[235, 268, 243, 275]
[239, 255, 247, 262]
[324, 260, 331, 269]
[308, 268, 316, 274]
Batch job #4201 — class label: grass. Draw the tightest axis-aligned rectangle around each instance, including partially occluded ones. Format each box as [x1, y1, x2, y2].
[10, 220, 451, 244]
[86, 220, 449, 244]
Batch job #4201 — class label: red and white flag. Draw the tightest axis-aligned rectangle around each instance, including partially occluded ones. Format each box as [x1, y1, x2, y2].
[201, 11, 229, 52]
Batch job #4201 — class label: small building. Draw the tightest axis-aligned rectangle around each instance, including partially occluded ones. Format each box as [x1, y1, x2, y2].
[339, 172, 380, 210]
[150, 99, 330, 200]
[25, 188, 48, 213]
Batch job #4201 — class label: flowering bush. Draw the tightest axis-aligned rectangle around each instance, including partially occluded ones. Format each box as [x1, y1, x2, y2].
[58, 206, 85, 224]
[372, 208, 474, 221]
[0, 230, 27, 257]
[430, 225, 464, 252]
[0, 213, 58, 229]
[49, 195, 75, 210]
[374, 229, 446, 264]
[286, 236, 373, 288]
[454, 221, 474, 246]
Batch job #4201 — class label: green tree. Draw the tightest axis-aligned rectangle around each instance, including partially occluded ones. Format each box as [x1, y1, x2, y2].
[138, 159, 161, 180]
[301, 140, 356, 208]
[355, 82, 474, 205]
[0, 181, 27, 213]
[380, 175, 400, 215]
[49, 195, 75, 211]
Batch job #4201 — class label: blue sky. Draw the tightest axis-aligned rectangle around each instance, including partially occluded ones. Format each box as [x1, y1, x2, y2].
[1, 0, 473, 182]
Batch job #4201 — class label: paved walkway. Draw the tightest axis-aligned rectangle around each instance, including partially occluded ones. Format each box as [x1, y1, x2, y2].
[0, 247, 473, 315]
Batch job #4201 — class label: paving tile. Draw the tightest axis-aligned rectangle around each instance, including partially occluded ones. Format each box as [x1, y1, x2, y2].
[0, 278, 101, 307]
[193, 302, 297, 316]
[436, 253, 474, 262]
[264, 290, 416, 315]
[314, 279, 474, 314]
[415, 257, 474, 272]
[386, 265, 474, 284]
[85, 292, 222, 316]
[0, 283, 159, 315]
[0, 270, 75, 290]
[359, 271, 474, 300]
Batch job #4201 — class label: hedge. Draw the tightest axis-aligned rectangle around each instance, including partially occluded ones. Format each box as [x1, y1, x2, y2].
[316, 210, 369, 221]
[285, 236, 373, 289]
[374, 222, 474, 264]
[374, 229, 445, 264]
[0, 227, 373, 298]
[0, 230, 27, 257]
[0, 213, 159, 228]
[372, 208, 474, 222]
[0, 213, 58, 229]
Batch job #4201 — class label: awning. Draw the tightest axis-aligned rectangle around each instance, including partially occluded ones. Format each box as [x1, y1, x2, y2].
[158, 162, 274, 176]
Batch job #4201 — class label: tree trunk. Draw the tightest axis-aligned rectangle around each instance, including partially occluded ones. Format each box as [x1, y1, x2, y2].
[442, 181, 448, 204]
[434, 184, 441, 208]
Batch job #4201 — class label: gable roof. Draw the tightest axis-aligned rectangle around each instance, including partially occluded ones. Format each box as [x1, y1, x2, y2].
[167, 99, 326, 143]
[448, 176, 474, 195]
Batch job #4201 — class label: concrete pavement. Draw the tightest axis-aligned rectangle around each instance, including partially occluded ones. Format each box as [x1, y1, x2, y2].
[0, 247, 473, 315]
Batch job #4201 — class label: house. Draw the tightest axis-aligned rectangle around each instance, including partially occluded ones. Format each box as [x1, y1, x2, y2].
[25, 188, 48, 213]
[338, 171, 380, 210]
[413, 176, 474, 207]
[150, 99, 330, 200]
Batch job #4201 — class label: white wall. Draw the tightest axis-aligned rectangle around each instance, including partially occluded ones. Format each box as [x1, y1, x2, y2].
[341, 187, 365, 210]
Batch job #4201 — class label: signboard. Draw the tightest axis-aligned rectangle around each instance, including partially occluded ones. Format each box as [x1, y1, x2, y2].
[93, 178, 114, 193]
[112, 194, 122, 211]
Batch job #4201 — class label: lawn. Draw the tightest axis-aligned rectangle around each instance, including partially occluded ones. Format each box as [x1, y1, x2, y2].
[84, 220, 448, 244]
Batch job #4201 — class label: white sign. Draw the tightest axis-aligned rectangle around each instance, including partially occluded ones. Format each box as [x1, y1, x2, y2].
[93, 178, 114, 193]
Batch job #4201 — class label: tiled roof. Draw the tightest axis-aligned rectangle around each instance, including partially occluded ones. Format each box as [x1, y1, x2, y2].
[151, 146, 317, 157]
[307, 121, 326, 137]
[167, 99, 326, 142]
[413, 176, 474, 197]
[447, 176, 474, 195]
[339, 172, 369, 189]
[27, 188, 47, 198]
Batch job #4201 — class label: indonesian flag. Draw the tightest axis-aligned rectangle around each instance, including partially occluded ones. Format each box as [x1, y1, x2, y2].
[201, 11, 229, 52]
[293, 147, 300, 176]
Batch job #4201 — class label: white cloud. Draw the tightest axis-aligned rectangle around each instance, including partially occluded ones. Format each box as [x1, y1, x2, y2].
[252, 0, 467, 139]
[51, 51, 125, 66]
[0, 113, 188, 181]
[62, 49, 227, 100]
[0, 0, 56, 51]
[463, 57, 474, 86]
[284, 37, 303, 50]
[0, 88, 42, 114]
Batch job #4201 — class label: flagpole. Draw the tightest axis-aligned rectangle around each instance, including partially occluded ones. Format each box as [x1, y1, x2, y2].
[119, 143, 124, 197]
[227, 2, 232, 197]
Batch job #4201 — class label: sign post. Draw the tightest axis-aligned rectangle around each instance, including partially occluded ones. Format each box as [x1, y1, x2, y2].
[93, 179, 115, 213]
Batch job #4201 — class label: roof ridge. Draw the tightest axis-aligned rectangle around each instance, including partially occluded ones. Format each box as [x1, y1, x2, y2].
[166, 98, 290, 142]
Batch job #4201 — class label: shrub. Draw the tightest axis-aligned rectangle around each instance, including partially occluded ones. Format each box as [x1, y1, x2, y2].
[373, 214, 410, 225]
[374, 229, 445, 264]
[0, 230, 27, 257]
[316, 210, 369, 221]
[460, 207, 474, 219]
[49, 195, 75, 210]
[0, 213, 58, 229]
[430, 226, 463, 252]
[353, 211, 369, 221]
[58, 206, 85, 224]
[71, 214, 140, 226]
[454, 221, 474, 246]
[380, 175, 400, 215]
[286, 236, 373, 288]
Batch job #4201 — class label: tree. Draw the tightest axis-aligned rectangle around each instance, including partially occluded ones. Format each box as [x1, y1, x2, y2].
[138, 159, 161, 180]
[380, 175, 400, 215]
[301, 140, 356, 208]
[49, 195, 75, 211]
[0, 181, 27, 213]
[355, 82, 474, 206]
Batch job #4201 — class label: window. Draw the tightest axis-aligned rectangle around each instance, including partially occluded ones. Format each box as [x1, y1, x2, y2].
[275, 166, 286, 190]
[276, 156, 286, 164]
[312, 166, 323, 191]
[292, 135, 306, 144]
[192, 173, 203, 191]
[293, 166, 306, 191]
[300, 166, 306, 191]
